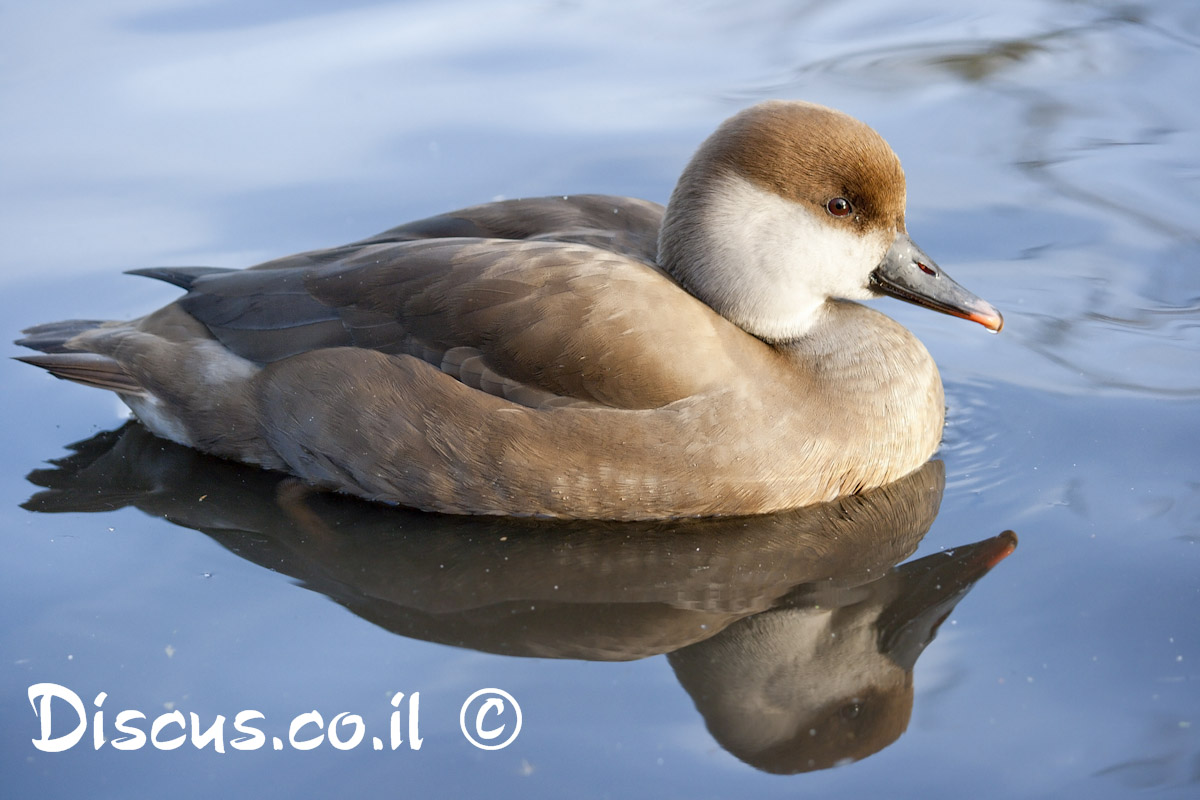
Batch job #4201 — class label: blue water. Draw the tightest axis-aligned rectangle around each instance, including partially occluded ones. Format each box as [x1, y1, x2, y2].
[3, 1, 1198, 797]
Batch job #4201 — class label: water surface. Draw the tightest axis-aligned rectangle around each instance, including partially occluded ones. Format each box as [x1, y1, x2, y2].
[3, 1, 1198, 797]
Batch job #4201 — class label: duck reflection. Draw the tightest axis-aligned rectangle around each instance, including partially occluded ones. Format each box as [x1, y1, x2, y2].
[24, 423, 1015, 774]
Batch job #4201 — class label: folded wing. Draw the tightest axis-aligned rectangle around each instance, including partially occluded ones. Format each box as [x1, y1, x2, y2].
[154, 196, 745, 410]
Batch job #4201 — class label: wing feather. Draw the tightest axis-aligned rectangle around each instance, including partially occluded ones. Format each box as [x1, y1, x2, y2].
[149, 195, 748, 409]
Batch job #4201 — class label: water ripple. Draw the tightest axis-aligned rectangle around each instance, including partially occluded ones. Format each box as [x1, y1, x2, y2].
[939, 378, 1019, 496]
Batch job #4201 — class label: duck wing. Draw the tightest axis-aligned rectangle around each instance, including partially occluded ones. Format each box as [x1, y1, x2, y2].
[229, 194, 665, 274]
[161, 229, 749, 411]
[353, 194, 664, 264]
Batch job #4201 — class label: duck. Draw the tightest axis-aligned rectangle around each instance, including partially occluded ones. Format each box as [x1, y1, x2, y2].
[17, 100, 1002, 521]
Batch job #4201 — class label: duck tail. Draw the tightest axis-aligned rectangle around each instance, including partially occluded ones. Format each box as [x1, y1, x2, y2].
[15, 351, 146, 396]
[16, 320, 145, 396]
[15, 319, 108, 354]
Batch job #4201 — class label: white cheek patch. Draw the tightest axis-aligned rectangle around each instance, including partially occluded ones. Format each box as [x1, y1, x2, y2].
[692, 174, 891, 340]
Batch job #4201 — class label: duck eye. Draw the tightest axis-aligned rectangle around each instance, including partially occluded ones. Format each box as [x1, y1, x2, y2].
[826, 197, 852, 217]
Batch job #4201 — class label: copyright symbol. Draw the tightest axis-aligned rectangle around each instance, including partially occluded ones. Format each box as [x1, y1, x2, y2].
[459, 688, 522, 750]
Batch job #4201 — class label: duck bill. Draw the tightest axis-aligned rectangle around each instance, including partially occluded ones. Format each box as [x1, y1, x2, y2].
[870, 233, 1004, 332]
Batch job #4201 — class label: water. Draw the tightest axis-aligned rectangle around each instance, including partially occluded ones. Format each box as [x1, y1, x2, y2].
[3, 1, 1198, 797]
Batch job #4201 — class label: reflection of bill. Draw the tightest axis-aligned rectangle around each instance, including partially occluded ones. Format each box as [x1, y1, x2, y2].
[459, 689, 523, 750]
[24, 423, 1016, 774]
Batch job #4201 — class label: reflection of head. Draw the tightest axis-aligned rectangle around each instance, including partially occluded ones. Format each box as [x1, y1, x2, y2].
[668, 531, 1016, 774]
[669, 605, 913, 773]
[744, 683, 914, 774]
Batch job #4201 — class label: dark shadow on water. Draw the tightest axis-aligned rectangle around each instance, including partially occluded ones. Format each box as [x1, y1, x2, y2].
[22, 423, 1016, 775]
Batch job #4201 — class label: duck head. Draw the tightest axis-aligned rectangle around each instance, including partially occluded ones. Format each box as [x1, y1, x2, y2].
[658, 100, 1002, 341]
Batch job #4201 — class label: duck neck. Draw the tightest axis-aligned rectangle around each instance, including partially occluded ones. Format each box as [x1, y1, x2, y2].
[658, 171, 818, 342]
